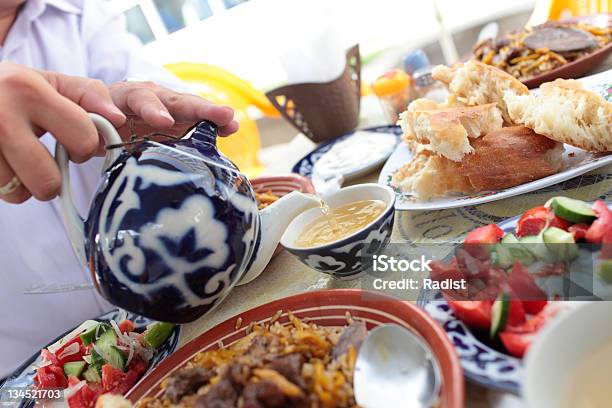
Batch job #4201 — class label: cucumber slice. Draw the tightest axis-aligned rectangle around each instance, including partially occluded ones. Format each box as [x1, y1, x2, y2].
[551, 197, 596, 224]
[493, 234, 535, 268]
[90, 348, 104, 374]
[103, 346, 127, 370]
[501, 233, 519, 244]
[143, 322, 175, 349]
[490, 292, 511, 338]
[493, 244, 513, 269]
[519, 235, 553, 261]
[543, 227, 578, 261]
[80, 323, 100, 346]
[82, 366, 101, 383]
[63, 361, 86, 378]
[94, 329, 127, 370]
[598, 260, 612, 283]
[95, 328, 117, 349]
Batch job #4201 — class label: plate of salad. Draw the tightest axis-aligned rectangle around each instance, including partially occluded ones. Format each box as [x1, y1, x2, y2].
[1, 309, 179, 408]
[418, 196, 612, 392]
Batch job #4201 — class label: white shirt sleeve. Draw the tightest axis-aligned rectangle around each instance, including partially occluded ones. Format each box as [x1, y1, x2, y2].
[80, 0, 186, 91]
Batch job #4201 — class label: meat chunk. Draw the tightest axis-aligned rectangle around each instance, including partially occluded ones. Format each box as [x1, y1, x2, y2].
[248, 334, 281, 362]
[267, 354, 305, 389]
[194, 364, 249, 408]
[163, 367, 213, 403]
[242, 380, 307, 408]
[332, 321, 368, 360]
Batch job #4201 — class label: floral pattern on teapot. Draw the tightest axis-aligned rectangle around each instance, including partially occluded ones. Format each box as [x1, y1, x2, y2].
[83, 120, 259, 323]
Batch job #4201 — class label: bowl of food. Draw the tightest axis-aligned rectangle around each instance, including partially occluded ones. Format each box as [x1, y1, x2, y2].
[125, 289, 464, 408]
[280, 184, 395, 279]
[524, 302, 612, 408]
[0, 310, 179, 408]
[419, 196, 612, 392]
[251, 174, 316, 210]
[472, 14, 612, 88]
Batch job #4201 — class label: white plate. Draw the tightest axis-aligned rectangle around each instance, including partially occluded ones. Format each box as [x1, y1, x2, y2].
[378, 70, 612, 211]
[292, 125, 402, 182]
[379, 143, 612, 211]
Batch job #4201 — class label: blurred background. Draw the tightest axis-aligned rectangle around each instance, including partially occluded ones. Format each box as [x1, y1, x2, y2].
[106, 0, 609, 177]
[109, 0, 535, 89]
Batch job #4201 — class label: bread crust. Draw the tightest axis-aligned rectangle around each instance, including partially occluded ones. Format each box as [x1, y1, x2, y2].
[432, 60, 529, 123]
[391, 150, 473, 200]
[399, 99, 503, 161]
[505, 79, 612, 151]
[456, 126, 564, 190]
[391, 126, 564, 199]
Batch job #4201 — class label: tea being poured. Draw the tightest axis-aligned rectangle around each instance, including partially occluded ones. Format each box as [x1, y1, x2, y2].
[295, 199, 387, 248]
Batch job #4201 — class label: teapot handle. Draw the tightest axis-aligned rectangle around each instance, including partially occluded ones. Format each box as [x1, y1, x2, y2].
[54, 113, 123, 265]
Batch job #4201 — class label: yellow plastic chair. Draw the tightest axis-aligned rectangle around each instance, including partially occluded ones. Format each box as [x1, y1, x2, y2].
[529, 0, 611, 26]
[165, 63, 280, 178]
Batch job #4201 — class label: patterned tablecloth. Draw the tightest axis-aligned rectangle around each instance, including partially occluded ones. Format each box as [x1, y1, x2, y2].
[177, 68, 612, 407]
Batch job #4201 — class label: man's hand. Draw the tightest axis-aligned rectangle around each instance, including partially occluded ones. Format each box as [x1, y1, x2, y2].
[0, 63, 239, 204]
[109, 81, 239, 138]
[0, 63, 127, 204]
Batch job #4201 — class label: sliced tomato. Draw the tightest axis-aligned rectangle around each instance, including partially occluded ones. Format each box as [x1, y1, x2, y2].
[569, 224, 589, 242]
[115, 370, 140, 395]
[55, 337, 86, 366]
[516, 206, 571, 237]
[586, 200, 612, 243]
[40, 348, 58, 365]
[465, 224, 505, 244]
[507, 262, 547, 302]
[464, 224, 504, 259]
[101, 364, 125, 393]
[101, 364, 141, 395]
[67, 384, 101, 408]
[430, 259, 463, 281]
[522, 300, 547, 315]
[455, 249, 492, 280]
[508, 300, 526, 326]
[500, 302, 561, 357]
[499, 331, 534, 358]
[128, 358, 149, 377]
[118, 319, 135, 333]
[35, 364, 68, 389]
[67, 375, 81, 387]
[34, 366, 55, 388]
[446, 299, 492, 330]
[601, 231, 612, 260]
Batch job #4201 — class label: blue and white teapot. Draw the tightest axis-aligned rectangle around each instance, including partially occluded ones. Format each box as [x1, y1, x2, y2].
[55, 114, 320, 323]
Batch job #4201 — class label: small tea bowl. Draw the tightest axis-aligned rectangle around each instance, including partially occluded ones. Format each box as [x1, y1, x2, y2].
[280, 184, 395, 279]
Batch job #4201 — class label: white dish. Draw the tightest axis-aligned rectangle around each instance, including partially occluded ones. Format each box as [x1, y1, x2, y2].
[524, 302, 612, 408]
[313, 130, 397, 180]
[280, 184, 395, 279]
[379, 143, 612, 211]
[292, 125, 402, 183]
[378, 70, 612, 211]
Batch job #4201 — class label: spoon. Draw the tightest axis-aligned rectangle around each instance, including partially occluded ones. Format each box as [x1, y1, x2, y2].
[354, 324, 442, 408]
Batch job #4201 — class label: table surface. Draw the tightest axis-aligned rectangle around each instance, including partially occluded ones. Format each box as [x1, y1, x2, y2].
[178, 62, 612, 408]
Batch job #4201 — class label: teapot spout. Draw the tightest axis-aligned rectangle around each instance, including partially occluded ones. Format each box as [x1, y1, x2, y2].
[238, 191, 321, 285]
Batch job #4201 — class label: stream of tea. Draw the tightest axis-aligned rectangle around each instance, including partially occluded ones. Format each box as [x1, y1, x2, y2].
[295, 199, 386, 248]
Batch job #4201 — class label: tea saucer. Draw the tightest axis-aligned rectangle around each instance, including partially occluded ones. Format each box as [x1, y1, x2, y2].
[292, 125, 402, 181]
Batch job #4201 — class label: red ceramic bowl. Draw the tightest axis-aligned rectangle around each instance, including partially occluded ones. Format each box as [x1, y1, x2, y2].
[522, 14, 612, 89]
[251, 173, 315, 196]
[126, 289, 465, 408]
[251, 174, 316, 256]
[522, 41, 612, 89]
